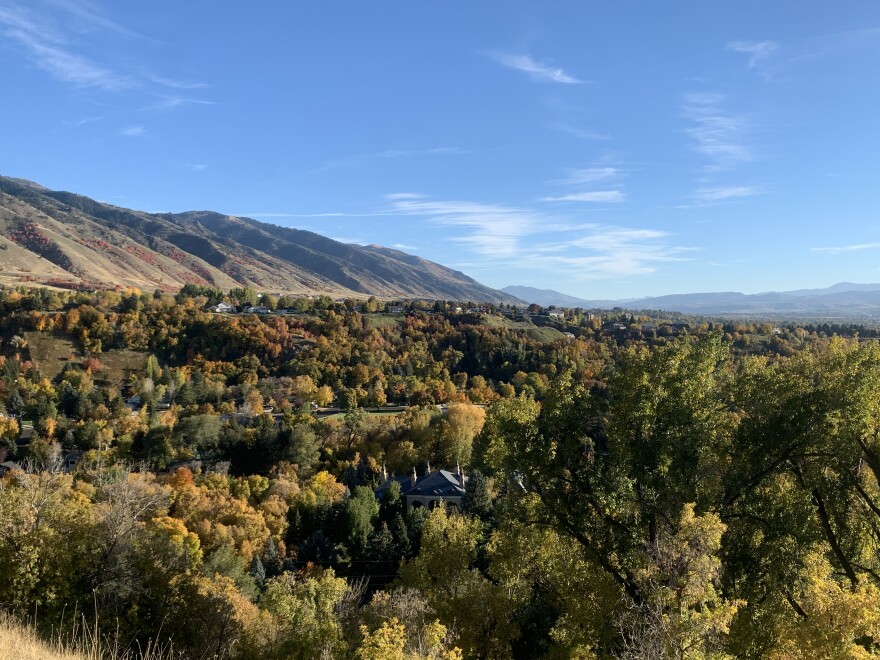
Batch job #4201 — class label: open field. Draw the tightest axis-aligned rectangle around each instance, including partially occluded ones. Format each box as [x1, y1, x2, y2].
[96, 349, 148, 386]
[24, 332, 148, 384]
[363, 313, 406, 330]
[481, 315, 567, 342]
[24, 331, 80, 379]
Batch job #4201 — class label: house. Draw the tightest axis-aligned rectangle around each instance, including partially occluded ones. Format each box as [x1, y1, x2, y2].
[387, 305, 406, 314]
[641, 323, 658, 333]
[209, 302, 235, 313]
[562, 331, 576, 339]
[376, 466, 468, 511]
[0, 461, 19, 476]
[63, 450, 84, 472]
[244, 306, 270, 314]
[547, 310, 565, 318]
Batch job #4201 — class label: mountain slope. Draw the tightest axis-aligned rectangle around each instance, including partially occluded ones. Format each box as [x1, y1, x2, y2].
[0, 176, 519, 302]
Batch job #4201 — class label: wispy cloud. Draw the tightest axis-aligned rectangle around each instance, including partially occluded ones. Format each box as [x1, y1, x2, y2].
[488, 52, 585, 84]
[385, 192, 424, 201]
[147, 74, 209, 90]
[545, 167, 626, 204]
[692, 185, 762, 202]
[184, 162, 207, 171]
[542, 191, 625, 203]
[0, 3, 213, 107]
[812, 242, 880, 254]
[386, 194, 691, 278]
[311, 147, 467, 174]
[426, 147, 469, 155]
[682, 92, 751, 169]
[142, 96, 217, 111]
[389, 198, 537, 258]
[0, 4, 132, 90]
[549, 122, 610, 140]
[751, 28, 880, 79]
[46, 0, 153, 41]
[120, 124, 146, 137]
[728, 40, 779, 68]
[62, 115, 105, 126]
[392, 243, 419, 251]
[553, 167, 622, 185]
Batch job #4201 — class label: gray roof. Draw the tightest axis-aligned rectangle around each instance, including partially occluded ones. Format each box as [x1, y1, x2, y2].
[376, 469, 467, 499]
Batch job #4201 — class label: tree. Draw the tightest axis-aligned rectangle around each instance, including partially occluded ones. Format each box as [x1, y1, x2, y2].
[435, 403, 485, 466]
[345, 486, 380, 553]
[400, 507, 518, 656]
[615, 504, 741, 660]
[461, 469, 491, 520]
[260, 569, 349, 658]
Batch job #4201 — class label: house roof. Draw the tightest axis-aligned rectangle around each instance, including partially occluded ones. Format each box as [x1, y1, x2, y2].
[376, 469, 467, 499]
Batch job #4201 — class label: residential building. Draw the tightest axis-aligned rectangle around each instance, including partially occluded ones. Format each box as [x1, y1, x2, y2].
[375, 466, 468, 511]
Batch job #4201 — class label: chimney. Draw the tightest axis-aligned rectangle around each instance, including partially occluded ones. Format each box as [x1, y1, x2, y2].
[382, 463, 388, 484]
[457, 461, 464, 484]
[412, 465, 417, 485]
[426, 461, 432, 474]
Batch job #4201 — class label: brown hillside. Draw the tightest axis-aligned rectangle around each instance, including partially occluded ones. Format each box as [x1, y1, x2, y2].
[0, 176, 520, 303]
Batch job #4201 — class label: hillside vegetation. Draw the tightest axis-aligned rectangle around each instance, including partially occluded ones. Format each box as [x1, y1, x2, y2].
[3, 287, 880, 657]
[0, 176, 518, 303]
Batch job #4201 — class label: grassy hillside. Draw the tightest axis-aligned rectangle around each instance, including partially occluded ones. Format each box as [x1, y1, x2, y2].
[481, 314, 567, 342]
[0, 614, 171, 660]
[0, 175, 519, 303]
[0, 620, 86, 660]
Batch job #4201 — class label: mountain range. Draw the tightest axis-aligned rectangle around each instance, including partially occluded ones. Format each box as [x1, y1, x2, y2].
[502, 284, 880, 318]
[0, 176, 519, 303]
[5, 175, 880, 318]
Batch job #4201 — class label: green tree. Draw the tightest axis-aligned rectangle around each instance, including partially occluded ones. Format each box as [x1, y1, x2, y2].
[345, 486, 380, 553]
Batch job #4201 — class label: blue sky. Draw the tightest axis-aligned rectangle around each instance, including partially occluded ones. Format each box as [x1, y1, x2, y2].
[2, 1, 880, 298]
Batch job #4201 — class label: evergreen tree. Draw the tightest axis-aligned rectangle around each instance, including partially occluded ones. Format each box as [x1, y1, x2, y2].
[462, 469, 491, 519]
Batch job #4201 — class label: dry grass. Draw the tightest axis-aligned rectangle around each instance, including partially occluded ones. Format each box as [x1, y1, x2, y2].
[0, 613, 89, 660]
[0, 612, 174, 660]
[24, 332, 80, 380]
[95, 349, 148, 386]
[23, 331, 148, 385]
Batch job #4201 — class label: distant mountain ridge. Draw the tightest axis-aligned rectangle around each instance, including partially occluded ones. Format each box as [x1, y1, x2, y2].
[0, 175, 520, 303]
[503, 283, 880, 317]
